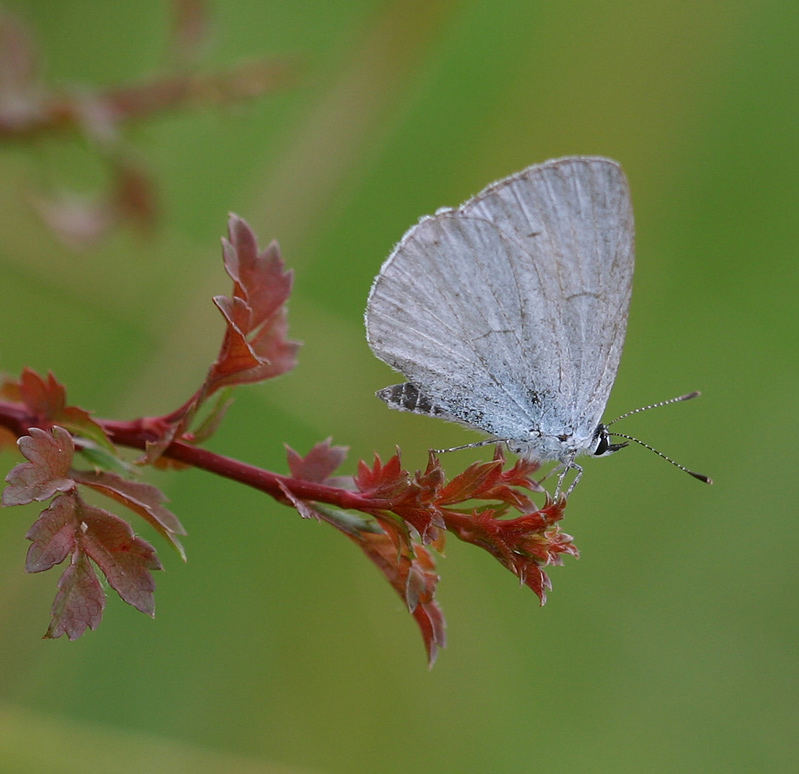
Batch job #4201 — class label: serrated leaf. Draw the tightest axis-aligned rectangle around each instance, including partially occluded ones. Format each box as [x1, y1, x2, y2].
[351, 530, 445, 667]
[204, 215, 300, 394]
[444, 502, 576, 605]
[2, 426, 75, 505]
[25, 494, 76, 572]
[72, 469, 186, 561]
[78, 501, 162, 615]
[44, 552, 105, 640]
[285, 438, 349, 485]
[437, 458, 504, 505]
[17, 369, 66, 418]
[354, 452, 409, 499]
[23, 488, 164, 637]
[438, 452, 537, 512]
[3, 369, 113, 451]
[281, 454, 446, 667]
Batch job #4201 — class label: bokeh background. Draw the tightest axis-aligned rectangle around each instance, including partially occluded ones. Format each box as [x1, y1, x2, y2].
[0, 1, 796, 772]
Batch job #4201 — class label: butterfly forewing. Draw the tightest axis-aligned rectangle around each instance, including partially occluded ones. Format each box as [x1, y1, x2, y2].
[365, 156, 634, 457]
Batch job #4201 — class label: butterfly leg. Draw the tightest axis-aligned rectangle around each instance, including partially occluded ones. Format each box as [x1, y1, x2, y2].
[563, 463, 583, 498]
[431, 438, 503, 454]
[554, 455, 582, 500]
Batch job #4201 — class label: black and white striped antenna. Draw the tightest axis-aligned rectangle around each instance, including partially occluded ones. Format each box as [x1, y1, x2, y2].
[606, 391, 712, 484]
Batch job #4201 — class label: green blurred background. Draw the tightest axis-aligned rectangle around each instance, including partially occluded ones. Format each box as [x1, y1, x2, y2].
[0, 1, 796, 772]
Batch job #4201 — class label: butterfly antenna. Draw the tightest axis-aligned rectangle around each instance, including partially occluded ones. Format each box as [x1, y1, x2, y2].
[608, 431, 712, 484]
[606, 391, 701, 426]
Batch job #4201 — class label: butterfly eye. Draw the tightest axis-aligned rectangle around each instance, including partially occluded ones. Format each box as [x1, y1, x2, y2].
[593, 425, 610, 456]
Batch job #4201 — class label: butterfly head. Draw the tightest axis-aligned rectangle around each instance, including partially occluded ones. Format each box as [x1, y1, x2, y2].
[591, 423, 629, 457]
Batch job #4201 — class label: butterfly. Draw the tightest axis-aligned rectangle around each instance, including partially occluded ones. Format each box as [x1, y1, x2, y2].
[365, 156, 710, 494]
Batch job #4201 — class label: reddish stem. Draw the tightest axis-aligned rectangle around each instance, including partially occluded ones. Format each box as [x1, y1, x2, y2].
[104, 418, 383, 510]
[0, 402, 387, 513]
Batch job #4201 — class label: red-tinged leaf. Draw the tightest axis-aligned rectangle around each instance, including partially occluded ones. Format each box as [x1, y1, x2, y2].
[279, 480, 388, 537]
[16, 368, 66, 419]
[392, 459, 448, 541]
[44, 552, 105, 640]
[520, 564, 551, 603]
[405, 543, 436, 610]
[354, 452, 408, 500]
[208, 295, 299, 389]
[409, 452, 447, 507]
[3, 369, 113, 450]
[286, 438, 349, 486]
[149, 451, 191, 471]
[224, 215, 293, 326]
[444, 501, 578, 605]
[242, 313, 300, 383]
[205, 215, 299, 394]
[436, 449, 540, 510]
[25, 494, 77, 572]
[79, 502, 161, 615]
[472, 449, 543, 510]
[351, 529, 445, 666]
[72, 469, 187, 561]
[437, 457, 505, 505]
[23, 489, 163, 635]
[492, 448, 544, 488]
[128, 416, 190, 467]
[275, 472, 444, 664]
[355, 452, 445, 541]
[2, 426, 75, 506]
[389, 501, 443, 545]
[407, 545, 447, 667]
[211, 294, 263, 373]
[412, 600, 447, 668]
[314, 504, 384, 537]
